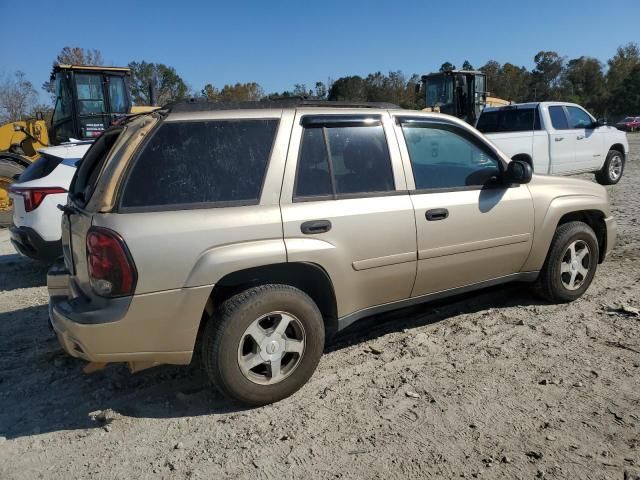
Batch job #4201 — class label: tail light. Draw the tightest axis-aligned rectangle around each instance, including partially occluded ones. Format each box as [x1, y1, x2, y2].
[86, 227, 137, 297]
[10, 187, 67, 212]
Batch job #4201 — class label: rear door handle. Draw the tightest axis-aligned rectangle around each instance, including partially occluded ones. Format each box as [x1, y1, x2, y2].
[555, 137, 564, 142]
[301, 219, 332, 234]
[576, 135, 584, 140]
[425, 208, 449, 221]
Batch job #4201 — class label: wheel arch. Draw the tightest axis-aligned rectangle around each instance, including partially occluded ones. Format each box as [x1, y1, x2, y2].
[522, 196, 611, 271]
[609, 143, 626, 157]
[556, 210, 607, 263]
[195, 262, 339, 354]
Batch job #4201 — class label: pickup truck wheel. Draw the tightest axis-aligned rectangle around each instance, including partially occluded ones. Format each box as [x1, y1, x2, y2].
[595, 150, 624, 185]
[533, 221, 599, 303]
[201, 284, 325, 406]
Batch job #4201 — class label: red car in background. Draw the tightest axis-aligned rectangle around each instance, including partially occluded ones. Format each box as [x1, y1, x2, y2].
[615, 116, 640, 132]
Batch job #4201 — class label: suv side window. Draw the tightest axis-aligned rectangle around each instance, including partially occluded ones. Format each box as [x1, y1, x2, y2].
[400, 122, 501, 190]
[549, 106, 569, 130]
[295, 118, 394, 199]
[121, 119, 278, 209]
[566, 106, 593, 129]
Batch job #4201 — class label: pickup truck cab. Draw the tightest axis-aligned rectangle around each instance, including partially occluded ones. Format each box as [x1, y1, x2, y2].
[477, 102, 629, 185]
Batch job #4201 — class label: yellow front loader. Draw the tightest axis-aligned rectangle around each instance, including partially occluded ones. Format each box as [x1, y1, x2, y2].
[0, 64, 156, 225]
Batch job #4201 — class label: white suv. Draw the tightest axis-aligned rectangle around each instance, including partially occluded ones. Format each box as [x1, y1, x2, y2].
[9, 143, 90, 262]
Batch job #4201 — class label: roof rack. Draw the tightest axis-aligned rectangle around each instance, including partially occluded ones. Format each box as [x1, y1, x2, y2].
[167, 97, 400, 113]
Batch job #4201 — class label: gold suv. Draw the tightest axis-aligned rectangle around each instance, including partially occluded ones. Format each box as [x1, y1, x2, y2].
[47, 100, 617, 406]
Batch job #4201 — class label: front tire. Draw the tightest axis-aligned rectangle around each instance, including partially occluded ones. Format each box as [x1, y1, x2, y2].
[533, 221, 599, 303]
[595, 149, 624, 185]
[201, 284, 325, 406]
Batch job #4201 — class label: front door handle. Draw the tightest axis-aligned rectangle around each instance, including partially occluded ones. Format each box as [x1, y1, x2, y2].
[425, 208, 449, 221]
[576, 135, 584, 140]
[555, 137, 564, 142]
[301, 219, 332, 234]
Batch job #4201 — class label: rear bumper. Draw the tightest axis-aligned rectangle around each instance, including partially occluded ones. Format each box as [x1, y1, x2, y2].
[47, 264, 213, 366]
[603, 216, 617, 261]
[10, 224, 61, 263]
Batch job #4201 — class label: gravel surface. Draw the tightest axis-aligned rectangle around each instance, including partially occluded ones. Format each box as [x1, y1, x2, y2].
[1, 135, 639, 480]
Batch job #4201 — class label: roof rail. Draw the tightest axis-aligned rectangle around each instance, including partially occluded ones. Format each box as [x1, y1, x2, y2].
[167, 97, 400, 113]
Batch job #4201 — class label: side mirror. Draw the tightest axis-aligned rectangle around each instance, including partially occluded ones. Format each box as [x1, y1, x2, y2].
[506, 160, 533, 184]
[596, 118, 607, 127]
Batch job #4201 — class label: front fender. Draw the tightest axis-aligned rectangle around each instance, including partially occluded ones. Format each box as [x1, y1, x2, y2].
[521, 194, 610, 271]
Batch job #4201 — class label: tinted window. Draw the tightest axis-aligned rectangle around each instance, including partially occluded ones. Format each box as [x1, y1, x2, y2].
[567, 106, 593, 129]
[401, 123, 501, 189]
[476, 108, 541, 133]
[121, 120, 278, 209]
[18, 155, 63, 182]
[549, 106, 569, 130]
[108, 76, 128, 113]
[76, 74, 105, 115]
[295, 122, 394, 198]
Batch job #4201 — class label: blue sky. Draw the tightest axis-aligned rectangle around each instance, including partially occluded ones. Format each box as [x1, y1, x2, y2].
[2, 0, 639, 103]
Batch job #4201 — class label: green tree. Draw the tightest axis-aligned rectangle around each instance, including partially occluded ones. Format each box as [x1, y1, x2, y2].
[607, 42, 640, 92]
[439, 62, 456, 72]
[462, 60, 474, 70]
[328, 75, 367, 101]
[314, 81, 327, 99]
[0, 71, 38, 123]
[201, 83, 220, 101]
[500, 63, 531, 102]
[480, 60, 502, 97]
[531, 51, 564, 100]
[128, 61, 188, 106]
[610, 63, 640, 118]
[218, 82, 264, 101]
[561, 56, 606, 115]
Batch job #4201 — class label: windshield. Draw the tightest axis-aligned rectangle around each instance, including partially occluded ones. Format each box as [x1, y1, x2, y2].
[623, 117, 635, 122]
[426, 76, 453, 108]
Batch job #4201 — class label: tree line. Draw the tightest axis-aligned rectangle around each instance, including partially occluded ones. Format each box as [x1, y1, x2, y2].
[1, 42, 639, 124]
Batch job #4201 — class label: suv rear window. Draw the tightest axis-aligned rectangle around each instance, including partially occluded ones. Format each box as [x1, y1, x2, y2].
[121, 119, 278, 210]
[18, 154, 63, 182]
[476, 108, 541, 133]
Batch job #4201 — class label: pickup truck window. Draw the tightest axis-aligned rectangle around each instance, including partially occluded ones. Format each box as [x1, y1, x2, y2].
[567, 106, 593, 129]
[401, 123, 501, 190]
[476, 108, 541, 133]
[295, 122, 394, 199]
[549, 106, 569, 130]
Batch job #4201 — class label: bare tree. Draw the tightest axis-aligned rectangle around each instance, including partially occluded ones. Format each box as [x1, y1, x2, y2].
[42, 47, 106, 95]
[0, 71, 37, 123]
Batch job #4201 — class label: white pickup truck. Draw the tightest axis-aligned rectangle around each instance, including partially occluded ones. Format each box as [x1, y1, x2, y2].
[476, 102, 629, 185]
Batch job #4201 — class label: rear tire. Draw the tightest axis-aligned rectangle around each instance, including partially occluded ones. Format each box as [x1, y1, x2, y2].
[532, 221, 599, 303]
[0, 158, 26, 227]
[595, 149, 624, 185]
[201, 284, 325, 406]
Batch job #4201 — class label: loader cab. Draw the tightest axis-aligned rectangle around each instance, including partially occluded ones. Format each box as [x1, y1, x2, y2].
[418, 70, 487, 125]
[49, 65, 132, 145]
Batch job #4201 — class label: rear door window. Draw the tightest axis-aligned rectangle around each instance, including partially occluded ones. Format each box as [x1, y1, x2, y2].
[121, 119, 278, 210]
[476, 108, 541, 133]
[295, 117, 394, 199]
[549, 106, 569, 130]
[18, 155, 63, 182]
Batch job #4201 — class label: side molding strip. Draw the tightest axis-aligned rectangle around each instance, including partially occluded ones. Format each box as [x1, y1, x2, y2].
[337, 271, 540, 332]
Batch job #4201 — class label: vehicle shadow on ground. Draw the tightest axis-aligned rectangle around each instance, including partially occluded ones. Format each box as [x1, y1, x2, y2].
[0, 283, 543, 440]
[0, 253, 47, 291]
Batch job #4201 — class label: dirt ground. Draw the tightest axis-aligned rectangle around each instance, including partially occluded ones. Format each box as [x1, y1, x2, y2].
[1, 136, 639, 480]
